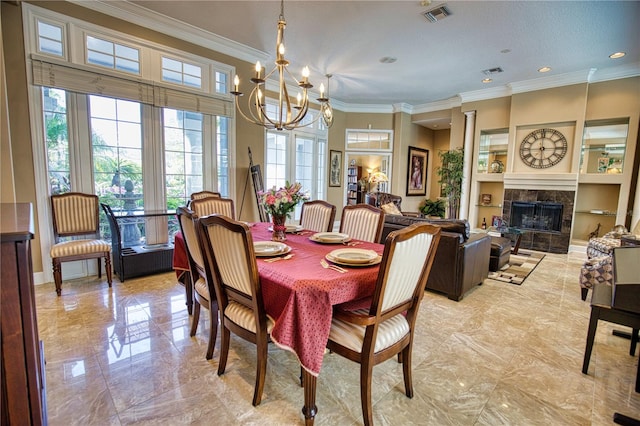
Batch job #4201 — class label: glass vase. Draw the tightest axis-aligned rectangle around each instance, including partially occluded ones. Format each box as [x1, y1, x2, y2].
[271, 214, 287, 242]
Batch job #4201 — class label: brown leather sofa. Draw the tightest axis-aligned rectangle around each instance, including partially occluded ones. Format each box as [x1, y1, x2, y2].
[381, 214, 491, 301]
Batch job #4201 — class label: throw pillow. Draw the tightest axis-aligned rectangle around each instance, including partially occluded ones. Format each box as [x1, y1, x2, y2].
[381, 202, 402, 216]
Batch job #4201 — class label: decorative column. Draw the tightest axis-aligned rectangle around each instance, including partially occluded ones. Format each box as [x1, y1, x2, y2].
[459, 110, 476, 220]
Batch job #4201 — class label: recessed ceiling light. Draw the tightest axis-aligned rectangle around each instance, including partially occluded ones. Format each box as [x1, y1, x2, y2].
[379, 56, 397, 64]
[538, 66, 552, 73]
[609, 52, 626, 59]
[482, 78, 492, 83]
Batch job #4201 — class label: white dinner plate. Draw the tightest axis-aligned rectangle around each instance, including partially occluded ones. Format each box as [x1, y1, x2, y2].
[309, 232, 351, 244]
[267, 224, 303, 233]
[326, 248, 378, 264]
[326, 251, 382, 268]
[253, 241, 291, 257]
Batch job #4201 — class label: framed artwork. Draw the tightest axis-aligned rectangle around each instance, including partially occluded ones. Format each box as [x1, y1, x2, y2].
[329, 150, 342, 187]
[406, 146, 428, 196]
[491, 215, 502, 228]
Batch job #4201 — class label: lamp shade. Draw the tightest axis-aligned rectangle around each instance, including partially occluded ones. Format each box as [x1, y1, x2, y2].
[368, 171, 388, 184]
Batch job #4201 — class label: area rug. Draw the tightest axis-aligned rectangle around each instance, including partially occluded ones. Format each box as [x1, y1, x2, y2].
[487, 250, 545, 285]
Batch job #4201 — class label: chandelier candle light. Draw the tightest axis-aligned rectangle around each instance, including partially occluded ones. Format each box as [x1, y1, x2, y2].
[231, 0, 333, 130]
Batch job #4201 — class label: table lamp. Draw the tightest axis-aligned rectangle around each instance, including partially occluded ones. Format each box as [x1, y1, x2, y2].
[369, 171, 388, 197]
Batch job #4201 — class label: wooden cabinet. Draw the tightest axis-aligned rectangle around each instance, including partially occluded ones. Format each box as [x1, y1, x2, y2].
[346, 165, 362, 205]
[1, 203, 47, 425]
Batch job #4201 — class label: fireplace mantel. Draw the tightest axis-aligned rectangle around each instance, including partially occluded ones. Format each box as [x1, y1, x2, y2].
[503, 173, 578, 191]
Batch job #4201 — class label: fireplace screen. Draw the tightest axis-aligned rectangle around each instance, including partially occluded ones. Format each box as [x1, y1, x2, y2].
[510, 201, 563, 232]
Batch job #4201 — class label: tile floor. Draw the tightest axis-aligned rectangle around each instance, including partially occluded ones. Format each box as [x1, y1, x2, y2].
[35, 251, 640, 425]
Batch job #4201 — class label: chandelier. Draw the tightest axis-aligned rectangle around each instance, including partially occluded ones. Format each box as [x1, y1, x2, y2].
[231, 0, 333, 131]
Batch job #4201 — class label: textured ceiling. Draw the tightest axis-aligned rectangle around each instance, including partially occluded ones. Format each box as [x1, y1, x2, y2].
[113, 1, 639, 112]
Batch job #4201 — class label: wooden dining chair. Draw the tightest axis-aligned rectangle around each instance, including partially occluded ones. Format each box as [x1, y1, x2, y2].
[189, 190, 221, 201]
[326, 222, 441, 426]
[198, 214, 274, 406]
[189, 196, 235, 219]
[339, 203, 385, 243]
[176, 206, 218, 360]
[300, 200, 336, 232]
[50, 192, 112, 296]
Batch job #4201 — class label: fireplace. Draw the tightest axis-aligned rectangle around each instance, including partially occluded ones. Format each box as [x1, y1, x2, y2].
[502, 189, 574, 254]
[511, 201, 563, 232]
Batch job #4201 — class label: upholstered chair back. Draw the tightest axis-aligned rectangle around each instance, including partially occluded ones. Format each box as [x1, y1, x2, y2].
[190, 197, 235, 220]
[339, 203, 384, 243]
[300, 200, 336, 232]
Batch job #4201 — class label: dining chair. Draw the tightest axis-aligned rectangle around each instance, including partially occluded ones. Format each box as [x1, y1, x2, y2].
[50, 192, 113, 296]
[326, 222, 441, 426]
[339, 203, 385, 243]
[300, 200, 336, 232]
[190, 190, 221, 201]
[176, 206, 218, 360]
[198, 214, 275, 406]
[189, 196, 235, 220]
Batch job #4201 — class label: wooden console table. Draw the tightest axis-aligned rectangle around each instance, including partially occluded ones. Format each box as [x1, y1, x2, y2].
[101, 204, 176, 281]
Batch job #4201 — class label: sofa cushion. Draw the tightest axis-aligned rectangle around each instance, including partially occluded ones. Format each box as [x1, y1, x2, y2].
[380, 202, 402, 215]
[382, 215, 470, 241]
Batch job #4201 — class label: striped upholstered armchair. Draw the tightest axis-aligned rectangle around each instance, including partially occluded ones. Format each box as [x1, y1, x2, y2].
[50, 192, 112, 296]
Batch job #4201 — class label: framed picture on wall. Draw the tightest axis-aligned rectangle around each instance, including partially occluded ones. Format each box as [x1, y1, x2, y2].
[329, 150, 342, 187]
[406, 146, 428, 196]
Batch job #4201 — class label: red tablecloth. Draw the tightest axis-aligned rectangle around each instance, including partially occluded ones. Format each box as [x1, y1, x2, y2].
[172, 222, 382, 376]
[172, 231, 189, 281]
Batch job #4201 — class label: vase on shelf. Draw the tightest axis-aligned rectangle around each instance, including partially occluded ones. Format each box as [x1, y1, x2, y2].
[271, 214, 287, 242]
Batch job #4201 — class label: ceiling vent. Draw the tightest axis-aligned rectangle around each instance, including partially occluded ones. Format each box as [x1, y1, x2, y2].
[423, 4, 451, 22]
[482, 67, 504, 75]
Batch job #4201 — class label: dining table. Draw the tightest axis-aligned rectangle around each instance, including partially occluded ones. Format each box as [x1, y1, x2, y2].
[172, 221, 383, 424]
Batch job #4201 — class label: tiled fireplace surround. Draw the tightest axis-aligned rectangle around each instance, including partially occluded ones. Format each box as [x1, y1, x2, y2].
[501, 188, 575, 254]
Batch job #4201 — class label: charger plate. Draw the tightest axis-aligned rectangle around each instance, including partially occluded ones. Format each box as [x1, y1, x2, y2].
[309, 232, 351, 244]
[267, 224, 303, 233]
[326, 248, 378, 265]
[253, 241, 291, 257]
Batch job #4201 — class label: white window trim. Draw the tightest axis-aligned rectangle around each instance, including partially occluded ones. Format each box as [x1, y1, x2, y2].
[23, 4, 234, 101]
[24, 4, 237, 284]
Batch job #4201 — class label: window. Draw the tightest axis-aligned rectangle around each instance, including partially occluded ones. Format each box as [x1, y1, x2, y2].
[86, 35, 140, 74]
[164, 109, 204, 208]
[26, 5, 237, 284]
[90, 95, 143, 208]
[161, 57, 202, 89]
[43, 88, 69, 194]
[265, 128, 327, 220]
[37, 20, 64, 57]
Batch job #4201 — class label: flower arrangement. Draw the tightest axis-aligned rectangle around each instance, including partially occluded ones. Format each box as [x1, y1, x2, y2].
[259, 182, 309, 218]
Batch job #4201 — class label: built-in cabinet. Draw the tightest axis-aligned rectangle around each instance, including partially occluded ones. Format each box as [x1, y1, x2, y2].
[346, 165, 363, 205]
[471, 129, 509, 229]
[469, 118, 635, 247]
[1, 203, 47, 425]
[573, 119, 631, 243]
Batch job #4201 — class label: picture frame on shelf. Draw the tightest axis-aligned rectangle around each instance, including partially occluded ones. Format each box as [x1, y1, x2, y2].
[329, 150, 342, 187]
[491, 215, 502, 228]
[481, 194, 492, 205]
[406, 146, 428, 196]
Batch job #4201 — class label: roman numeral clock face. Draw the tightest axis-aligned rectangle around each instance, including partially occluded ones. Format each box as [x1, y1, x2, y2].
[519, 128, 568, 169]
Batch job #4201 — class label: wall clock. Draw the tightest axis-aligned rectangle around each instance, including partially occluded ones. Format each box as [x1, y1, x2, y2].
[519, 128, 568, 169]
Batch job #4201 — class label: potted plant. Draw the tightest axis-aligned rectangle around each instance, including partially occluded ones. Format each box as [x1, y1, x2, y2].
[436, 148, 464, 219]
[420, 199, 446, 218]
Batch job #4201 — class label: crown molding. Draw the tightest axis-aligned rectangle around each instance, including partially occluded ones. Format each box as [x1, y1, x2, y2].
[509, 69, 595, 94]
[68, 0, 269, 64]
[411, 97, 461, 114]
[589, 62, 640, 83]
[459, 86, 513, 103]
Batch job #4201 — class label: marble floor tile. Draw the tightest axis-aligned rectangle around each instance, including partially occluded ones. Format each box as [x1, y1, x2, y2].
[35, 251, 640, 425]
